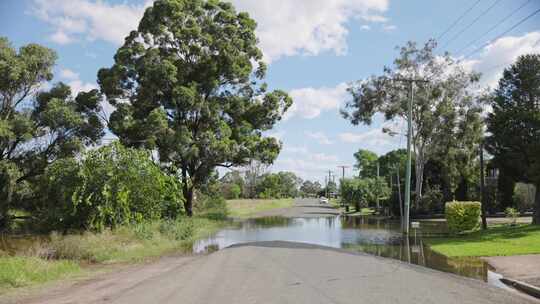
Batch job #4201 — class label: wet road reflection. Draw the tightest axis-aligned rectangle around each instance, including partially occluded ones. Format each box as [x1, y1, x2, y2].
[194, 216, 496, 283]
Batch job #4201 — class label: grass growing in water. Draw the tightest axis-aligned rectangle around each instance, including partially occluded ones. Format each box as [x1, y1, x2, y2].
[426, 224, 540, 257]
[0, 217, 224, 291]
[226, 199, 294, 218]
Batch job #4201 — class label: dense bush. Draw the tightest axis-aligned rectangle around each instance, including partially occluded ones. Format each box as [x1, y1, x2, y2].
[445, 201, 481, 234]
[36, 142, 184, 231]
[193, 194, 228, 220]
[340, 177, 390, 211]
[415, 185, 444, 215]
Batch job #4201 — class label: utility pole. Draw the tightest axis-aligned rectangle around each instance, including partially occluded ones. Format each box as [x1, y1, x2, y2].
[376, 162, 380, 210]
[337, 166, 349, 180]
[394, 77, 428, 235]
[480, 142, 487, 230]
[325, 170, 333, 198]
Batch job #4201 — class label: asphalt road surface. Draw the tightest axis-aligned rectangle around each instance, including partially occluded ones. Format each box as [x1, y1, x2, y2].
[7, 199, 538, 304]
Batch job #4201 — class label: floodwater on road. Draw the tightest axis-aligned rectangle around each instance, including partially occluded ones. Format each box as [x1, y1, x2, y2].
[194, 216, 505, 287]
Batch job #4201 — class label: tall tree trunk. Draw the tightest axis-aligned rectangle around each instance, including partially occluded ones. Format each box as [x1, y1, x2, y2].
[533, 183, 540, 225]
[0, 208, 8, 231]
[184, 186, 194, 217]
[181, 167, 193, 217]
[414, 151, 424, 208]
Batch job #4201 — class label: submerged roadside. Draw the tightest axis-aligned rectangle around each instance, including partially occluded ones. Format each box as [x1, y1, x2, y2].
[0, 217, 225, 297]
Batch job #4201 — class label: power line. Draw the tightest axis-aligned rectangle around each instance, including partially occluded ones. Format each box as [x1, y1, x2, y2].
[440, 0, 503, 50]
[437, 0, 482, 41]
[455, 0, 533, 55]
[463, 7, 540, 60]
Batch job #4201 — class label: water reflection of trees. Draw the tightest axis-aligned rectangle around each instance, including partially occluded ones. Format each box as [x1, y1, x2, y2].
[344, 235, 488, 282]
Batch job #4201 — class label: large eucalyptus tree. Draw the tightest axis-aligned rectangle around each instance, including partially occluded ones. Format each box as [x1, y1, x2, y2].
[342, 40, 483, 206]
[98, 0, 292, 216]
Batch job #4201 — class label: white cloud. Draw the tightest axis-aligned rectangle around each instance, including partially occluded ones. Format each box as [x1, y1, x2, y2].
[360, 25, 371, 31]
[50, 31, 73, 44]
[283, 146, 309, 154]
[32, 0, 390, 63]
[360, 14, 388, 23]
[270, 150, 341, 182]
[231, 0, 389, 62]
[68, 80, 97, 96]
[306, 131, 333, 145]
[461, 31, 540, 89]
[59, 68, 79, 81]
[338, 120, 402, 154]
[286, 83, 349, 120]
[267, 130, 285, 141]
[31, 0, 152, 45]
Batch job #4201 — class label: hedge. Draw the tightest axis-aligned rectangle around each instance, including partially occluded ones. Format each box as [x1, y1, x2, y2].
[445, 201, 481, 234]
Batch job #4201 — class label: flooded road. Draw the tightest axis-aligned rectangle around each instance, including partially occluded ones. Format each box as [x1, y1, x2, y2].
[194, 215, 502, 286]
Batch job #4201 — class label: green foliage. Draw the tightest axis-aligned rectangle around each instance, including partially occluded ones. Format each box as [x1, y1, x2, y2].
[0, 256, 80, 289]
[219, 170, 244, 199]
[504, 207, 519, 226]
[353, 149, 378, 178]
[98, 0, 292, 215]
[416, 185, 444, 215]
[254, 172, 301, 199]
[343, 40, 483, 205]
[300, 180, 322, 197]
[0, 38, 105, 230]
[340, 177, 390, 210]
[36, 142, 184, 231]
[445, 201, 481, 234]
[194, 193, 228, 220]
[229, 184, 241, 199]
[513, 183, 536, 212]
[486, 54, 540, 224]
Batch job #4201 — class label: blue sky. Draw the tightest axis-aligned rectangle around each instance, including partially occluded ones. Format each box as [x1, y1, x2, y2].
[1, 0, 539, 182]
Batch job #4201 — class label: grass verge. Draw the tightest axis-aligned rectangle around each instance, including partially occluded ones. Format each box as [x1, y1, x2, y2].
[0, 256, 80, 292]
[226, 198, 294, 218]
[0, 217, 224, 292]
[425, 224, 540, 257]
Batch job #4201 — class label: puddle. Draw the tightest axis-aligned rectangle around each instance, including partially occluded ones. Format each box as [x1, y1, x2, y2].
[194, 216, 495, 283]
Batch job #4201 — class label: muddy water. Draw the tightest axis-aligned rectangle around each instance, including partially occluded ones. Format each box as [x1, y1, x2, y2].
[194, 216, 502, 286]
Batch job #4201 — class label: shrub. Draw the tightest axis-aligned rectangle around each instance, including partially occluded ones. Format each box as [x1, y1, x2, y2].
[445, 201, 481, 234]
[194, 194, 228, 220]
[36, 142, 184, 231]
[416, 185, 444, 215]
[504, 207, 519, 226]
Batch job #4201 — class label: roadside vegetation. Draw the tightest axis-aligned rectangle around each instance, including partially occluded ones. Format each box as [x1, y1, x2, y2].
[0, 217, 223, 291]
[0, 0, 295, 293]
[227, 199, 294, 218]
[426, 224, 540, 257]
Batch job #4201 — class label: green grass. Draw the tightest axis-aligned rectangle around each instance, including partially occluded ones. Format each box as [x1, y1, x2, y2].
[0, 256, 80, 291]
[426, 224, 540, 257]
[47, 218, 224, 263]
[329, 199, 374, 215]
[226, 198, 294, 218]
[0, 217, 225, 292]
